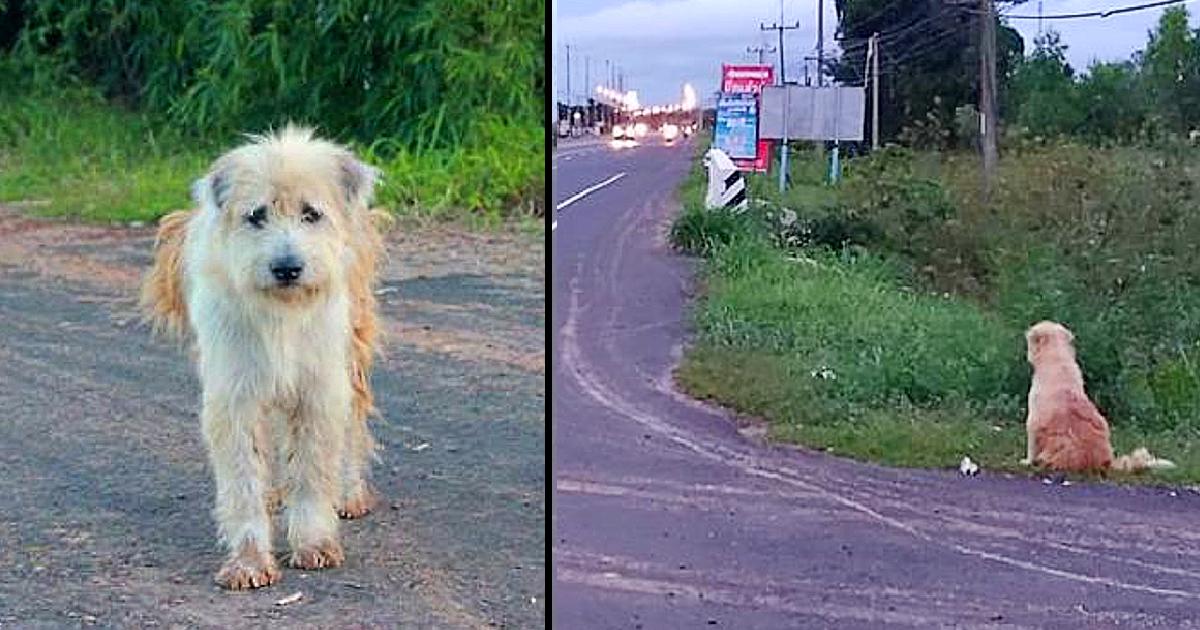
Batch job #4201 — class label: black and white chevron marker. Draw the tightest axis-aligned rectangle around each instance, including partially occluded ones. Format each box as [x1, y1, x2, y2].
[704, 148, 748, 212]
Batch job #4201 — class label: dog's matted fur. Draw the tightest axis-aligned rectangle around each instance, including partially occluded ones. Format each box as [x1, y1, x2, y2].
[1023, 321, 1174, 474]
[141, 125, 388, 589]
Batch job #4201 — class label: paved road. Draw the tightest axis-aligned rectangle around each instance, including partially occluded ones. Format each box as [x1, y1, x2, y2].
[0, 209, 544, 628]
[551, 139, 1200, 628]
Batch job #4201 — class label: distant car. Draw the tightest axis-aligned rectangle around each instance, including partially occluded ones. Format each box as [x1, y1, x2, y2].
[662, 123, 679, 143]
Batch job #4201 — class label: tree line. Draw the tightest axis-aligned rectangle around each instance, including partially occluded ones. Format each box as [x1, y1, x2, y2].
[833, 0, 1200, 148]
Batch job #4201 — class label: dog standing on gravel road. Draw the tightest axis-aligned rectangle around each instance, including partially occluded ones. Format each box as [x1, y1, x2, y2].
[140, 125, 387, 589]
[1023, 320, 1174, 473]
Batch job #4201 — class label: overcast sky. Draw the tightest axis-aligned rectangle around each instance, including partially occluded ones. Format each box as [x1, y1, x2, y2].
[553, 0, 1200, 107]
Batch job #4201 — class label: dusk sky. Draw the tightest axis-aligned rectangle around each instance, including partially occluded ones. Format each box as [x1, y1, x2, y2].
[552, 0, 1200, 108]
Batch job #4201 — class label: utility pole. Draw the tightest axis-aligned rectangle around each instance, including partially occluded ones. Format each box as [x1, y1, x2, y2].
[869, 32, 880, 150]
[759, 21, 799, 85]
[761, 19, 799, 192]
[565, 44, 572, 106]
[817, 0, 824, 87]
[748, 44, 776, 65]
[979, 0, 998, 198]
[606, 59, 611, 90]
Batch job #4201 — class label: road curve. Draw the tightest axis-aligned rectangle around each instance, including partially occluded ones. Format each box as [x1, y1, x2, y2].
[551, 139, 1200, 629]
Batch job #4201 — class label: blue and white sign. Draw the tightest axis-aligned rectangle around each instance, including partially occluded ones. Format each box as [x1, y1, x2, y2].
[713, 93, 758, 160]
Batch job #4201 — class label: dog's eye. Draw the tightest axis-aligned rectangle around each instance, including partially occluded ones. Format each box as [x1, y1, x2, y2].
[301, 204, 323, 224]
[246, 206, 268, 228]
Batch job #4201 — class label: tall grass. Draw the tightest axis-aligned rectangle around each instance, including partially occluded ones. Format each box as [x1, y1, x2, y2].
[0, 1, 544, 220]
[0, 55, 543, 221]
[15, 0, 543, 150]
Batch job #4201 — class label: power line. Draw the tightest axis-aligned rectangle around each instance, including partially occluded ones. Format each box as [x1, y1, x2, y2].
[833, 21, 969, 84]
[1002, 0, 1194, 19]
[883, 23, 969, 67]
[838, 13, 939, 51]
[838, 12, 971, 54]
[835, 0, 909, 39]
[842, 17, 967, 64]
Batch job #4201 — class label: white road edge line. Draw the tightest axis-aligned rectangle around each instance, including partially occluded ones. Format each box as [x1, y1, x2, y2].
[552, 220, 558, 231]
[556, 172, 627, 212]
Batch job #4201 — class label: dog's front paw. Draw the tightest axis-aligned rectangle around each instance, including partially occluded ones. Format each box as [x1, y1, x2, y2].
[215, 547, 281, 590]
[289, 539, 345, 570]
[338, 486, 377, 520]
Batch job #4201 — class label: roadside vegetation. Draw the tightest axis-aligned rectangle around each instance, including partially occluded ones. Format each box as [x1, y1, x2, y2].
[0, 1, 544, 223]
[672, 8, 1200, 483]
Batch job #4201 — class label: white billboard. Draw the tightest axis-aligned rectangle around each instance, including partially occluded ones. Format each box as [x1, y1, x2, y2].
[759, 86, 866, 141]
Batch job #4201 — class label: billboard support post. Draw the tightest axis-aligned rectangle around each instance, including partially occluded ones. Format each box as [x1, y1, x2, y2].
[779, 86, 790, 192]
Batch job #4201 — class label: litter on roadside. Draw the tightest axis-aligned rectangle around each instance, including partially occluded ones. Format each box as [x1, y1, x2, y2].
[275, 591, 304, 607]
[959, 456, 979, 476]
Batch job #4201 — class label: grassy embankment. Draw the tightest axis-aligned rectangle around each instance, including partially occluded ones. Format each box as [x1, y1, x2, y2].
[672, 139, 1200, 483]
[0, 63, 543, 226]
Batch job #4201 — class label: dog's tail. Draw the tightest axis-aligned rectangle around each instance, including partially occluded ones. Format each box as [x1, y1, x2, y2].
[139, 210, 192, 338]
[1112, 447, 1176, 472]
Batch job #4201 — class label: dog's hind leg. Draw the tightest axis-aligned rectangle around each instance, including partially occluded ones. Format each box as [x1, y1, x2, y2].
[284, 383, 348, 570]
[339, 307, 379, 519]
[338, 410, 377, 519]
[203, 398, 280, 590]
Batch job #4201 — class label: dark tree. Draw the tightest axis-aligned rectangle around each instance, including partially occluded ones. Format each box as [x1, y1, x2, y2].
[831, 0, 1024, 147]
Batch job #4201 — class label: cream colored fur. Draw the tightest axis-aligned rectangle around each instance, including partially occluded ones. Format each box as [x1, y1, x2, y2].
[140, 125, 386, 589]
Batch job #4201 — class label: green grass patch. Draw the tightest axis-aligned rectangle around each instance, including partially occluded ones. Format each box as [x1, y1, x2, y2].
[672, 142, 1200, 484]
[0, 58, 543, 223]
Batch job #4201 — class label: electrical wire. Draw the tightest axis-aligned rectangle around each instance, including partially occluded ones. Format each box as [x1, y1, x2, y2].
[1000, 0, 1194, 19]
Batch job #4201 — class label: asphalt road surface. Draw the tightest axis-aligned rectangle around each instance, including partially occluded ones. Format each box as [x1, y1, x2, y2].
[0, 208, 544, 628]
[551, 137, 1200, 628]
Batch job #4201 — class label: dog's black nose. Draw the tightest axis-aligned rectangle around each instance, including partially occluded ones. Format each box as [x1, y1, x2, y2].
[270, 257, 304, 283]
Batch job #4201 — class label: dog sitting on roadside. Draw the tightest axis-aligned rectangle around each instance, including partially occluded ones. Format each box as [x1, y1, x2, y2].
[1023, 321, 1174, 473]
[140, 125, 388, 589]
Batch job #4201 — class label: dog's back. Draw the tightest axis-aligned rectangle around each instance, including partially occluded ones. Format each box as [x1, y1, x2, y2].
[1033, 388, 1114, 471]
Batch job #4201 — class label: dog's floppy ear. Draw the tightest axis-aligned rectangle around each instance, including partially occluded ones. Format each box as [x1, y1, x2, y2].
[1025, 325, 1050, 350]
[340, 155, 380, 208]
[191, 168, 231, 212]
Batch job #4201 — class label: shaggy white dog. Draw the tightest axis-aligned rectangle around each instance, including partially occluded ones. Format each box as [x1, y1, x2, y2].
[141, 125, 387, 589]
